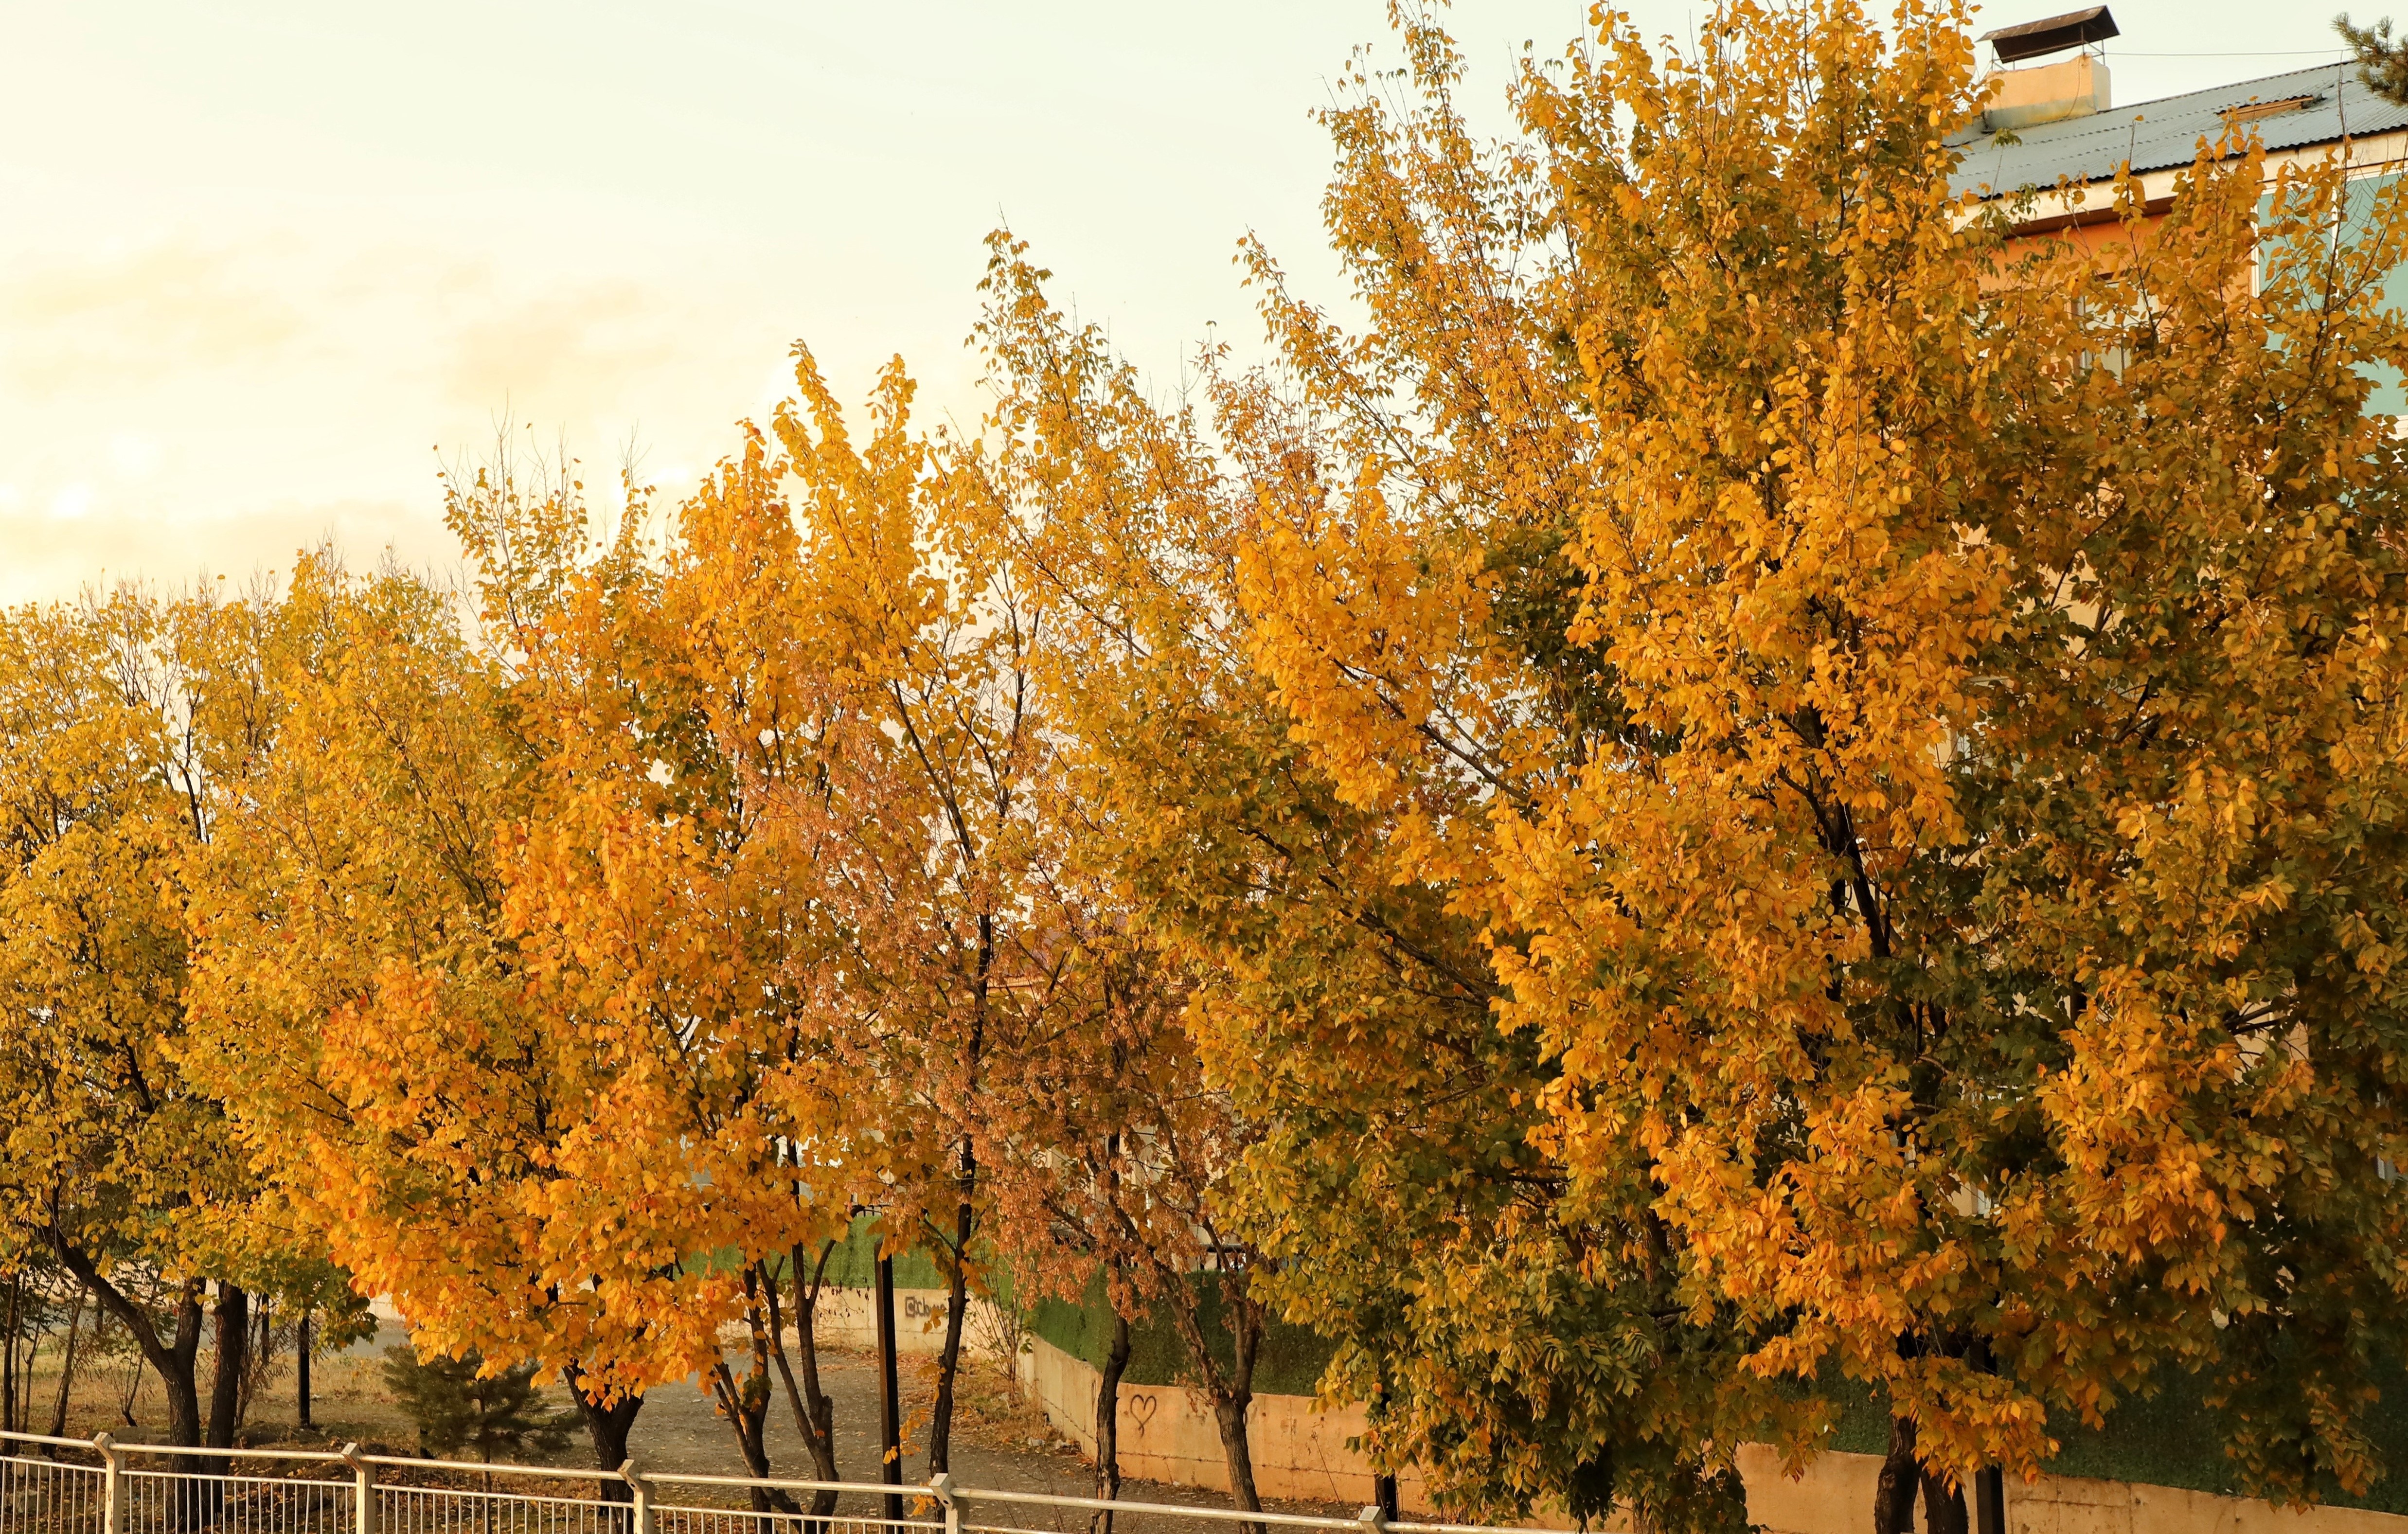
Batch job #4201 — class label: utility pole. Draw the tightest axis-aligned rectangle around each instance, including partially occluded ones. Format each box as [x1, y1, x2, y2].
[876, 1249, 903, 1529]
[1974, 1466, 2005, 1534]
[296, 1312, 313, 1429]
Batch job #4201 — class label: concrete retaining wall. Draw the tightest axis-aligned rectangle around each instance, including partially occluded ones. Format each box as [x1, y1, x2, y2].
[1015, 1336, 2408, 1534]
[811, 1286, 1010, 1357]
[1734, 1445, 2408, 1534]
[1015, 1333, 1431, 1510]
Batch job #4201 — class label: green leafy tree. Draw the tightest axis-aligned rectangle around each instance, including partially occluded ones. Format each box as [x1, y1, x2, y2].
[2337, 12, 2408, 102]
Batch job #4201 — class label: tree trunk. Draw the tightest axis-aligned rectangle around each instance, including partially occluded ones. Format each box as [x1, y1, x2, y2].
[874, 1254, 902, 1525]
[297, 1313, 312, 1429]
[1208, 1390, 1263, 1527]
[927, 1147, 976, 1477]
[1161, 1262, 1264, 1533]
[158, 1293, 206, 1451]
[204, 1284, 250, 1465]
[762, 1247, 841, 1526]
[1156, 1252, 1271, 1522]
[167, 1280, 252, 1528]
[709, 1357, 798, 1514]
[118, 1318, 146, 1429]
[567, 1372, 644, 1534]
[925, 903, 992, 1479]
[567, 1369, 644, 1498]
[1089, 1308, 1132, 1534]
[238, 1295, 269, 1432]
[47, 1289, 86, 1440]
[1920, 1466, 1967, 1534]
[15, 1293, 57, 1438]
[1874, 1416, 1920, 1534]
[1221, 1273, 1265, 1526]
[711, 1280, 801, 1516]
[46, 1231, 207, 1447]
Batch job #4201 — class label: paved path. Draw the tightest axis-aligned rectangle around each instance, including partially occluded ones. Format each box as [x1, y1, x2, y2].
[305, 1323, 1350, 1533]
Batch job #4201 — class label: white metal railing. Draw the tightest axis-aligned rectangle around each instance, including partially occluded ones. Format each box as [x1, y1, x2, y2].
[0, 1432, 1528, 1534]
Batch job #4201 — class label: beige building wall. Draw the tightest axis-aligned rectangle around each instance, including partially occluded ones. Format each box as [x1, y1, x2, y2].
[1016, 1336, 2408, 1534]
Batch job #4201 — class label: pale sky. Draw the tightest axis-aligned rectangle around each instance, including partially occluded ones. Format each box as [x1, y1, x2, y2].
[0, 1, 2364, 605]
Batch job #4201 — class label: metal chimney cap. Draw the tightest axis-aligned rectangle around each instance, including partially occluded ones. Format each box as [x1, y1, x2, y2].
[1980, 5, 2120, 63]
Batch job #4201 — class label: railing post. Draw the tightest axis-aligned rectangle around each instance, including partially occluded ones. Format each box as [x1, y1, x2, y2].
[620, 1458, 655, 1534]
[343, 1442, 376, 1534]
[93, 1433, 123, 1534]
[928, 1472, 960, 1534]
[1356, 1502, 1389, 1534]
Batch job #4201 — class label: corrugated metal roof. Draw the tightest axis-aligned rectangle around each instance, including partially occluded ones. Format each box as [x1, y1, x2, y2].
[1946, 60, 2408, 197]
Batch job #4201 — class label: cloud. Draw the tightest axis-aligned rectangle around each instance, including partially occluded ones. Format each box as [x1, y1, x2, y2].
[109, 432, 160, 480]
[0, 242, 307, 391]
[0, 227, 778, 605]
[442, 282, 695, 421]
[0, 493, 447, 609]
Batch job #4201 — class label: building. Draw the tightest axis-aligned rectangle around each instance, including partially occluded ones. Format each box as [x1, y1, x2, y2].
[1949, 4, 2408, 209]
[1946, 5, 2408, 405]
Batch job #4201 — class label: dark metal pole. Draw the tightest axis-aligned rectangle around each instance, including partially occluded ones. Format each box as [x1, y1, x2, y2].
[876, 1251, 902, 1529]
[296, 1313, 313, 1429]
[1974, 1466, 2005, 1534]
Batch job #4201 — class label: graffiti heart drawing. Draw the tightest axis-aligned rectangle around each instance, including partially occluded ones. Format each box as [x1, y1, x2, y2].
[1125, 1392, 1159, 1436]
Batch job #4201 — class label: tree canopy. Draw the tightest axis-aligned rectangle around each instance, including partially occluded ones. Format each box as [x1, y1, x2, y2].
[6, 4, 2406, 1531]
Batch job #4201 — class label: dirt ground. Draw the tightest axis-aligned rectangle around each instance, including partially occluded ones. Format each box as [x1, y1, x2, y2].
[11, 1321, 1355, 1534]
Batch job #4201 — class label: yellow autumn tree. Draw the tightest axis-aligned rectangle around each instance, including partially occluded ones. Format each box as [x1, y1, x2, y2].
[963, 237, 1774, 1534]
[1231, 0, 2408, 1527]
[743, 350, 1048, 1479]
[0, 583, 343, 1470]
[183, 522, 669, 1480]
[496, 352, 1077, 1492]
[495, 432, 899, 1514]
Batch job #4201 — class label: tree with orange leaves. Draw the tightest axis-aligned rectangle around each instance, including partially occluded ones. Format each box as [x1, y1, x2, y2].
[965, 844, 1273, 1526]
[181, 517, 667, 1483]
[613, 340, 1291, 1517]
[966, 244, 1583, 1528]
[491, 420, 982, 1514]
[1223, 0, 2408, 1528]
[736, 348, 1050, 1480]
[191, 440, 927, 1508]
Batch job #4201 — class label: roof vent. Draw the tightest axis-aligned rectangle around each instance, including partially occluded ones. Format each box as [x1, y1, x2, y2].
[1980, 5, 2120, 64]
[2221, 92, 2322, 125]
